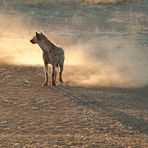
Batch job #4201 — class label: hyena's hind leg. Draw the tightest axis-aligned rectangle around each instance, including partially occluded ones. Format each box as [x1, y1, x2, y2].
[51, 65, 56, 86]
[43, 64, 48, 86]
[59, 65, 63, 83]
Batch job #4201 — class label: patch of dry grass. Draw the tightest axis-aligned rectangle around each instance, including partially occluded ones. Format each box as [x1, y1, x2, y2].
[85, 0, 131, 4]
[0, 64, 148, 147]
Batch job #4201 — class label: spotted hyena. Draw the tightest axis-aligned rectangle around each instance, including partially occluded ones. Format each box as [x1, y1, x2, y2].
[30, 31, 65, 86]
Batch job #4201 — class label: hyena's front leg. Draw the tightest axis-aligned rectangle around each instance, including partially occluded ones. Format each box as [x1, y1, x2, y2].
[51, 65, 56, 86]
[59, 65, 63, 83]
[43, 64, 48, 86]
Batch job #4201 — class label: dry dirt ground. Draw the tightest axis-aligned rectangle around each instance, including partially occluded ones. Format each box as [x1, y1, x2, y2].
[0, 64, 148, 147]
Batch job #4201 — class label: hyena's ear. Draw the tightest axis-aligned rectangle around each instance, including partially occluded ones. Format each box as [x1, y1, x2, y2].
[36, 32, 40, 40]
[36, 32, 39, 37]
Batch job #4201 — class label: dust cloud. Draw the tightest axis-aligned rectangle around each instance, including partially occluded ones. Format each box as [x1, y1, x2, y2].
[0, 12, 43, 65]
[64, 36, 148, 88]
[0, 2, 148, 88]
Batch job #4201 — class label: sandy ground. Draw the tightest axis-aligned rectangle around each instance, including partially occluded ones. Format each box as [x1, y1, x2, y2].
[0, 64, 148, 147]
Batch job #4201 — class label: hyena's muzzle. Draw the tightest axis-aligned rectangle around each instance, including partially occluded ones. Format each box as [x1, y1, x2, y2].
[30, 37, 37, 44]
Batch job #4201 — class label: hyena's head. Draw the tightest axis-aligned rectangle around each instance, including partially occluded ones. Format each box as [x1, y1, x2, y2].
[30, 32, 42, 44]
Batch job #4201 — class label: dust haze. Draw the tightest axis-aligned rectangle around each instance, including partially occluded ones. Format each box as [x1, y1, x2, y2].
[0, 1, 148, 88]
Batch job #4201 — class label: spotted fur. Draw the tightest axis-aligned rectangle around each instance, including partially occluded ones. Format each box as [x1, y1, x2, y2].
[30, 31, 65, 86]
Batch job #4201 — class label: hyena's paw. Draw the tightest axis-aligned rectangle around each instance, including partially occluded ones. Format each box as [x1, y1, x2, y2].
[59, 78, 63, 83]
[43, 82, 48, 86]
[59, 80, 63, 83]
[51, 82, 56, 86]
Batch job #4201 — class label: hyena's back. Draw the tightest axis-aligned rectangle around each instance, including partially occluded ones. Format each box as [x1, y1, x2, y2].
[43, 47, 64, 66]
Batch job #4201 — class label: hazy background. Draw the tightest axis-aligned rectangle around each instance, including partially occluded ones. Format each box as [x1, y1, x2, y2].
[0, 0, 148, 87]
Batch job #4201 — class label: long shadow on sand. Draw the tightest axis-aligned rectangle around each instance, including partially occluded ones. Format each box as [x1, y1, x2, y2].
[59, 84, 148, 135]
